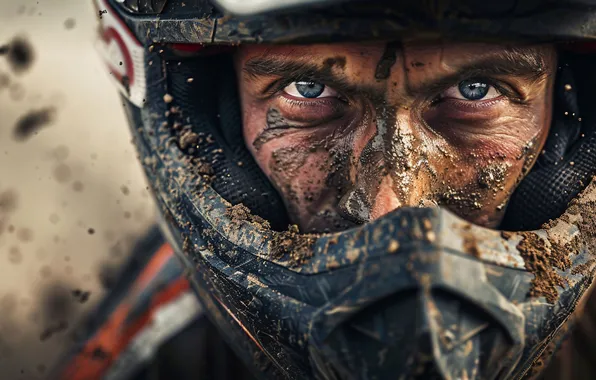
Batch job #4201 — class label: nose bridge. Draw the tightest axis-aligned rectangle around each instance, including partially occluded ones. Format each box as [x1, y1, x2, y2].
[367, 105, 430, 219]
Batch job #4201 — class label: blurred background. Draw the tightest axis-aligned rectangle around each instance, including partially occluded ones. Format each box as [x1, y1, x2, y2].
[0, 1, 155, 378]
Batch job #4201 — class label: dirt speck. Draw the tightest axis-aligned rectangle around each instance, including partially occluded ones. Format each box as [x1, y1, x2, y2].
[53, 164, 72, 183]
[71, 289, 90, 304]
[120, 185, 130, 196]
[16, 227, 34, 242]
[13, 107, 57, 142]
[39, 283, 74, 330]
[8, 246, 22, 264]
[72, 181, 84, 192]
[87, 228, 95, 235]
[0, 189, 18, 214]
[52, 145, 70, 161]
[1, 35, 35, 74]
[64, 18, 76, 30]
[39, 320, 68, 341]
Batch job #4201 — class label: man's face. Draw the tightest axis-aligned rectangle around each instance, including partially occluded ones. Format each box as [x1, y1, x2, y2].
[235, 41, 556, 233]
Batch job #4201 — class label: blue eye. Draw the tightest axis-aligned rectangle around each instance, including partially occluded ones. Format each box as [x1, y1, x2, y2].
[458, 80, 490, 100]
[295, 81, 325, 98]
[283, 81, 339, 99]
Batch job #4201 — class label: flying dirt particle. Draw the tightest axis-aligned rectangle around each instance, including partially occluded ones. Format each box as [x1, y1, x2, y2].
[1, 35, 35, 74]
[72, 181, 84, 192]
[123, 211, 131, 219]
[52, 145, 70, 161]
[9, 82, 24, 100]
[64, 18, 76, 30]
[13, 107, 57, 142]
[53, 163, 72, 183]
[120, 185, 130, 195]
[8, 246, 23, 264]
[40, 283, 75, 337]
[0, 72, 9, 89]
[0, 189, 18, 213]
[16, 227, 34, 242]
[88, 228, 95, 235]
[163, 93, 173, 103]
[39, 320, 68, 341]
[49, 213, 60, 224]
[71, 289, 90, 303]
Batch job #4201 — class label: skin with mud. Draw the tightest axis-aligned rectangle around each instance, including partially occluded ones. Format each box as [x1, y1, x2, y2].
[235, 41, 556, 233]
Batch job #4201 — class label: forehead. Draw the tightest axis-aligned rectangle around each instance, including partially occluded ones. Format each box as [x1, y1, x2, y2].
[236, 41, 548, 70]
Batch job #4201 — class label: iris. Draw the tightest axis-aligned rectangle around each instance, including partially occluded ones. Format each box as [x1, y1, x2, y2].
[458, 80, 489, 100]
[295, 81, 325, 98]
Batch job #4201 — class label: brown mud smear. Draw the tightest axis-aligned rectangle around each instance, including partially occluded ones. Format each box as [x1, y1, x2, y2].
[225, 204, 317, 267]
[270, 225, 317, 267]
[225, 204, 271, 230]
[461, 224, 481, 257]
[13, 107, 57, 142]
[515, 232, 571, 303]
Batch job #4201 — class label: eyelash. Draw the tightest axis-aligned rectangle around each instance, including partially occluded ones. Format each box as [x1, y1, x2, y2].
[266, 76, 520, 108]
[431, 78, 518, 105]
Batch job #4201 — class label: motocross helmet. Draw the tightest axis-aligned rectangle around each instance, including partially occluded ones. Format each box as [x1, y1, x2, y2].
[95, 0, 596, 378]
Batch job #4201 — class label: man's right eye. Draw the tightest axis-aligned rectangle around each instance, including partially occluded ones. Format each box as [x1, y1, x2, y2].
[283, 81, 339, 99]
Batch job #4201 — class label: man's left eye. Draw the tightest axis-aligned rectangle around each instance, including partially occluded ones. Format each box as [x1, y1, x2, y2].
[283, 81, 339, 99]
[441, 79, 501, 101]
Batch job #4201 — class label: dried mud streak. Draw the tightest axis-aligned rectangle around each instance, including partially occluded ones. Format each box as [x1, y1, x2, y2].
[253, 108, 303, 151]
[517, 232, 571, 303]
[225, 203, 271, 230]
[270, 227, 317, 267]
[13, 107, 57, 142]
[571, 259, 596, 275]
[375, 41, 400, 80]
[461, 225, 481, 257]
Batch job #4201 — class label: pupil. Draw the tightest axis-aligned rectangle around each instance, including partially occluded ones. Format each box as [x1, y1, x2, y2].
[296, 81, 325, 98]
[458, 80, 489, 100]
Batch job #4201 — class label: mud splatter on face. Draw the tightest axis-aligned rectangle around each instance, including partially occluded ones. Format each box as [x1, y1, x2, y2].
[237, 42, 556, 232]
[375, 42, 400, 80]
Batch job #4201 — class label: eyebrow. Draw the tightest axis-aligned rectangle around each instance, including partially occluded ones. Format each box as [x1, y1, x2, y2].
[408, 47, 550, 96]
[243, 46, 550, 97]
[244, 55, 360, 95]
